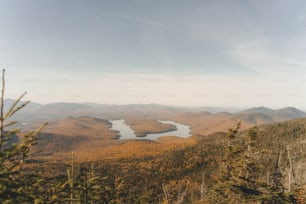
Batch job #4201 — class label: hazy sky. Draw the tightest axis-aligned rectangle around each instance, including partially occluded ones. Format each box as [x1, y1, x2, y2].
[1, 0, 306, 108]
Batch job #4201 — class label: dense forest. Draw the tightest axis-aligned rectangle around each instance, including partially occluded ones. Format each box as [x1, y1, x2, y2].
[3, 115, 306, 203]
[1, 69, 306, 203]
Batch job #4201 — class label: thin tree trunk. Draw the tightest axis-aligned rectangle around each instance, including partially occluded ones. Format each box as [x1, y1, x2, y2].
[0, 69, 5, 150]
[287, 145, 293, 192]
[200, 171, 206, 201]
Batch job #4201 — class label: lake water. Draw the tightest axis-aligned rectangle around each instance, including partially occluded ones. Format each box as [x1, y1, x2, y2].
[110, 119, 191, 140]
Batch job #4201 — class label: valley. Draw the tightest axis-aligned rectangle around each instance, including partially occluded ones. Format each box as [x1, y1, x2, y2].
[9, 102, 306, 203]
[3, 1, 306, 203]
[13, 102, 306, 162]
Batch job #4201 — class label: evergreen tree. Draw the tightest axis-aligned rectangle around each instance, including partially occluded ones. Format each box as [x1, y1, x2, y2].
[0, 69, 47, 203]
[206, 123, 295, 203]
[206, 122, 245, 203]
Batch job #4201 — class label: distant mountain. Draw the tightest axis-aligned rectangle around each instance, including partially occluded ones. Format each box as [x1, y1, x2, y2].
[236, 106, 306, 124]
[4, 99, 306, 136]
[238, 106, 274, 115]
[4, 98, 43, 110]
[44, 102, 92, 109]
[163, 106, 306, 135]
[42, 102, 95, 116]
[194, 106, 242, 113]
[275, 107, 306, 119]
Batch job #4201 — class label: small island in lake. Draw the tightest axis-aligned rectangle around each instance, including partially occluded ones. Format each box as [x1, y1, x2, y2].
[124, 118, 177, 137]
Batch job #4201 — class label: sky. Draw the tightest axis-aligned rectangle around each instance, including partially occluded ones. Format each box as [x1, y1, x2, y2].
[1, 0, 306, 108]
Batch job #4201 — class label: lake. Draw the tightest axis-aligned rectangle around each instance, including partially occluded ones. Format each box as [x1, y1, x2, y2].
[110, 119, 191, 140]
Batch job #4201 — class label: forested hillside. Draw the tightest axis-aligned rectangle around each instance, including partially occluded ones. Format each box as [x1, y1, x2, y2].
[11, 118, 306, 203]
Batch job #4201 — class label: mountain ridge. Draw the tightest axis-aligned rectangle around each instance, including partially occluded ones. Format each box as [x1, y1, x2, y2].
[6, 99, 306, 136]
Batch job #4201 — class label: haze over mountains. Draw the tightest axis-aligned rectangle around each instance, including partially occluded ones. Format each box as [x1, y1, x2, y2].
[5, 98, 305, 137]
[8, 99, 305, 121]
